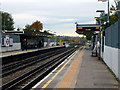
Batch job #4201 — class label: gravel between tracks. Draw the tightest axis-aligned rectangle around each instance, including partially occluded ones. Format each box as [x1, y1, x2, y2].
[2, 52, 64, 84]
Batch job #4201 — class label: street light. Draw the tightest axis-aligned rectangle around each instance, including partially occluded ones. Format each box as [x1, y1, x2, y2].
[96, 11, 105, 60]
[95, 12, 106, 60]
[96, 10, 105, 24]
[96, 10, 105, 15]
[96, 10, 105, 12]
[98, 0, 110, 24]
[95, 16, 102, 60]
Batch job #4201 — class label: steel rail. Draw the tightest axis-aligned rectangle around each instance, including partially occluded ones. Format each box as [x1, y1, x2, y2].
[2, 48, 67, 72]
[1, 48, 69, 77]
[22, 48, 78, 90]
[2, 46, 64, 65]
[1, 47, 78, 90]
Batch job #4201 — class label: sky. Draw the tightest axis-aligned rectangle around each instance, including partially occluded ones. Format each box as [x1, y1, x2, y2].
[0, 0, 115, 36]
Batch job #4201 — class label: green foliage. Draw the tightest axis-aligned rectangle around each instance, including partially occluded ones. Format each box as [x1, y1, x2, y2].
[24, 20, 43, 32]
[63, 37, 69, 41]
[2, 12, 14, 30]
[44, 30, 49, 33]
[24, 24, 34, 32]
[86, 33, 92, 40]
[96, 0, 118, 29]
[31, 20, 43, 31]
[109, 13, 118, 24]
[50, 36, 55, 39]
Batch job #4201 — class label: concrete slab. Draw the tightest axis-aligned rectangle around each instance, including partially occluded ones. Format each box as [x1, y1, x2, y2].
[75, 49, 119, 88]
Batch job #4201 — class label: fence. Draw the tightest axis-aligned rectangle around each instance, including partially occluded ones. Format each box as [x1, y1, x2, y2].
[103, 21, 119, 79]
[105, 21, 119, 48]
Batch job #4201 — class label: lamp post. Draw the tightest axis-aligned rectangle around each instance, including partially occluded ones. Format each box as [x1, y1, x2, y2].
[95, 17, 102, 60]
[98, 0, 110, 24]
[95, 10, 105, 60]
[118, 0, 120, 49]
[0, 9, 2, 48]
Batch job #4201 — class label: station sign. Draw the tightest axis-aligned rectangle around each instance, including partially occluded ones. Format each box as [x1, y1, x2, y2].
[5, 36, 10, 47]
[77, 27, 100, 31]
[76, 24, 100, 34]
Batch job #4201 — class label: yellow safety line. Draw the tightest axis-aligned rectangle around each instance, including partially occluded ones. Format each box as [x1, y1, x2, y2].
[41, 49, 81, 88]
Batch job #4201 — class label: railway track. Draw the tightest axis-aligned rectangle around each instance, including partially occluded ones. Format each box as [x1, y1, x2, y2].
[2, 47, 64, 65]
[1, 46, 81, 89]
[1, 48, 68, 77]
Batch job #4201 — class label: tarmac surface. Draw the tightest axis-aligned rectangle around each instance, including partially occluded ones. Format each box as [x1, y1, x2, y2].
[75, 49, 119, 88]
[33, 47, 119, 89]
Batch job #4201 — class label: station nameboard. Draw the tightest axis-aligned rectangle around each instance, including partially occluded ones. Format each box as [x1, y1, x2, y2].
[76, 24, 100, 34]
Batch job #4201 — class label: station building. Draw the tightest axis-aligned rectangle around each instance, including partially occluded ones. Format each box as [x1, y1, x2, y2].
[0, 30, 58, 53]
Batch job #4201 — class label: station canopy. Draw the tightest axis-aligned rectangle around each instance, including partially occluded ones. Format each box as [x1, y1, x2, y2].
[76, 24, 100, 35]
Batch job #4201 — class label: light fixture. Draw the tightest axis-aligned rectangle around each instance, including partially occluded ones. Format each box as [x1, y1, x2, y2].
[96, 10, 105, 13]
[98, 0, 107, 2]
[98, 0, 110, 24]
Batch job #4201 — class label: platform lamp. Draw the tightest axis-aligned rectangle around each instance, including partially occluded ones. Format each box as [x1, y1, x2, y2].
[96, 10, 105, 24]
[96, 10, 105, 59]
[0, 10, 2, 47]
[96, 10, 105, 16]
[98, 0, 110, 25]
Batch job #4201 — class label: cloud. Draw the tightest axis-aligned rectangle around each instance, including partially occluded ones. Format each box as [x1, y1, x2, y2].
[12, 13, 49, 28]
[1, 0, 98, 3]
[59, 19, 76, 22]
[1, 0, 115, 36]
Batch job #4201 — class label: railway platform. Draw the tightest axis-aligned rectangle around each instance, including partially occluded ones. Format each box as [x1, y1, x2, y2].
[0, 46, 63, 58]
[33, 47, 119, 89]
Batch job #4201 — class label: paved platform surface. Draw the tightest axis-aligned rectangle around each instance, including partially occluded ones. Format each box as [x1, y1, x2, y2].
[57, 49, 119, 88]
[34, 48, 119, 89]
[75, 49, 119, 88]
[0, 46, 62, 58]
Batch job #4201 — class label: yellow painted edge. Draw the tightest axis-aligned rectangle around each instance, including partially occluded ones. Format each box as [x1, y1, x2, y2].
[56, 49, 84, 88]
[41, 48, 81, 88]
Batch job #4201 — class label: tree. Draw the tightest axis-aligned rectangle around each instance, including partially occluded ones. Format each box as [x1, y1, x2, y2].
[31, 20, 43, 31]
[109, 0, 118, 25]
[111, 0, 118, 11]
[74, 38, 79, 43]
[86, 33, 92, 40]
[24, 24, 34, 32]
[96, 0, 118, 28]
[44, 30, 49, 33]
[24, 20, 43, 32]
[2, 12, 14, 30]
